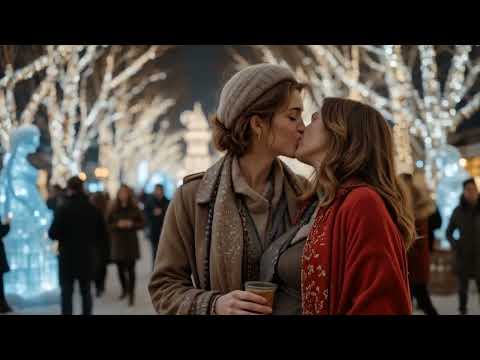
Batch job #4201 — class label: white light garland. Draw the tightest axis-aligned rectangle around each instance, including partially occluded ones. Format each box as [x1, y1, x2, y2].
[250, 45, 480, 191]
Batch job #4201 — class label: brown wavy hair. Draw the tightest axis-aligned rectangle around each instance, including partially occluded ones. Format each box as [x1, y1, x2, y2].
[211, 80, 305, 157]
[398, 173, 435, 221]
[304, 97, 416, 249]
[109, 184, 140, 214]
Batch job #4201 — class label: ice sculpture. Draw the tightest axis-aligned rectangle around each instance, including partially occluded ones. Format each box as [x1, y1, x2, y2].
[0, 125, 58, 302]
[431, 145, 470, 248]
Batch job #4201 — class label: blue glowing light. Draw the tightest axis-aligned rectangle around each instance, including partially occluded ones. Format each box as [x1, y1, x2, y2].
[0, 125, 58, 303]
[432, 145, 470, 247]
[144, 171, 176, 199]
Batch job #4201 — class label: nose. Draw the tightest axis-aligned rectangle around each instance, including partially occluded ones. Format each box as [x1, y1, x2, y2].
[298, 118, 305, 134]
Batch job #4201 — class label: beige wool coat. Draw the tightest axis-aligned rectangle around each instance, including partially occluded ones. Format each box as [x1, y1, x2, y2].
[148, 156, 308, 314]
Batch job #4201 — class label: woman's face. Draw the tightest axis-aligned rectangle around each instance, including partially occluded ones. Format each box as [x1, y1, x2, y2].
[295, 111, 330, 168]
[118, 188, 130, 204]
[261, 89, 305, 158]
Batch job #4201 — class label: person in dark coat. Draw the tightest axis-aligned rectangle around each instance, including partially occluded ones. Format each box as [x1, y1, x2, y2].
[46, 185, 65, 212]
[90, 192, 111, 298]
[144, 184, 170, 267]
[0, 216, 12, 313]
[400, 173, 439, 315]
[446, 178, 480, 315]
[428, 206, 442, 252]
[108, 184, 145, 306]
[48, 176, 107, 315]
[138, 190, 148, 210]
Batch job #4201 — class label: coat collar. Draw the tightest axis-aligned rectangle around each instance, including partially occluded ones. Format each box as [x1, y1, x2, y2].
[196, 156, 227, 205]
[339, 176, 366, 189]
[196, 154, 304, 211]
[333, 177, 369, 200]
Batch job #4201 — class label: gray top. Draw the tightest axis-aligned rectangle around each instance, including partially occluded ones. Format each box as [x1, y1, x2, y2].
[259, 200, 320, 315]
[272, 238, 306, 315]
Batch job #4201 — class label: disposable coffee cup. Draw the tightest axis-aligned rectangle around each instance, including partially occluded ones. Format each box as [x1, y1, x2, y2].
[244, 281, 278, 308]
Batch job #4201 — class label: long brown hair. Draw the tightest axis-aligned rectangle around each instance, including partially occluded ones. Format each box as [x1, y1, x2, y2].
[110, 184, 140, 214]
[399, 173, 435, 221]
[304, 97, 416, 249]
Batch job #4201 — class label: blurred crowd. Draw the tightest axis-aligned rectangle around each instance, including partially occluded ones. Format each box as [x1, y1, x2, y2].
[1, 177, 169, 315]
[1, 171, 480, 315]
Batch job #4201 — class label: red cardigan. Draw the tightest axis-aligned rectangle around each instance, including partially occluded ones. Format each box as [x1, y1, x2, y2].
[301, 180, 412, 315]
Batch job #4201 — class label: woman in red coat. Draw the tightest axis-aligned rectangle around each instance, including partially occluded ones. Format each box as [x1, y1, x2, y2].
[295, 98, 415, 315]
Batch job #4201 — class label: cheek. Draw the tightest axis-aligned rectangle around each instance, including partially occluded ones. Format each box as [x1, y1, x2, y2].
[315, 122, 330, 150]
[300, 132, 316, 153]
[272, 121, 298, 146]
[318, 130, 329, 150]
[302, 124, 328, 152]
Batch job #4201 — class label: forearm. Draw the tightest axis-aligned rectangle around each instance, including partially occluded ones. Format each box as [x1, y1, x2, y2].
[446, 223, 457, 245]
[149, 269, 220, 315]
[132, 212, 145, 230]
[148, 184, 216, 314]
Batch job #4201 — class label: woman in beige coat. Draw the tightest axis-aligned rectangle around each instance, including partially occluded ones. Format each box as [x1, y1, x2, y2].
[149, 64, 308, 315]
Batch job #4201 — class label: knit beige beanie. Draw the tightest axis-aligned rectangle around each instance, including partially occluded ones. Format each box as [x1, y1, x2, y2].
[217, 63, 297, 129]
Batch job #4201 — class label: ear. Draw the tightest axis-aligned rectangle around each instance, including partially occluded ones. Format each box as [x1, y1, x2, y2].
[249, 115, 264, 138]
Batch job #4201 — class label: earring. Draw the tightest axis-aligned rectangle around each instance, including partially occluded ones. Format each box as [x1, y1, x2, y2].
[257, 132, 261, 141]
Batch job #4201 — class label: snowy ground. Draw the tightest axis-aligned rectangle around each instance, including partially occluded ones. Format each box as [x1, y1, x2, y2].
[3, 232, 480, 315]
[6, 233, 156, 315]
[413, 288, 480, 315]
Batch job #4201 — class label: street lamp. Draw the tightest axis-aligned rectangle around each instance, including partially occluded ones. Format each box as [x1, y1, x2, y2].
[95, 167, 109, 179]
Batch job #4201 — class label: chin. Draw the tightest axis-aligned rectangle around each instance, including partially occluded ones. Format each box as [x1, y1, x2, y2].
[278, 146, 297, 158]
[294, 150, 304, 162]
[294, 144, 303, 158]
[295, 150, 312, 167]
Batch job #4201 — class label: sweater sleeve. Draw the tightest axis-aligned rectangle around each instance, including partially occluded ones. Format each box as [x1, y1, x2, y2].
[336, 188, 412, 315]
[446, 207, 459, 248]
[148, 185, 220, 315]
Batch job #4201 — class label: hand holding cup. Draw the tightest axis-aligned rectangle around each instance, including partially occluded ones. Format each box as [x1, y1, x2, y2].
[214, 290, 273, 315]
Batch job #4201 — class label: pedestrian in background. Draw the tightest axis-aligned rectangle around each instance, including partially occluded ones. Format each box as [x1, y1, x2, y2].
[108, 184, 145, 307]
[446, 178, 480, 315]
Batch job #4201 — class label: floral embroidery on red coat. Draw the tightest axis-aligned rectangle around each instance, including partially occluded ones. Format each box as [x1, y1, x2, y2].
[301, 187, 352, 315]
[301, 183, 413, 315]
[301, 205, 334, 315]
